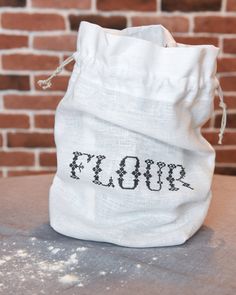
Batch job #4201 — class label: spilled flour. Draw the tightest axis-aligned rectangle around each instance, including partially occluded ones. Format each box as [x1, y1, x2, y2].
[51, 248, 60, 254]
[0, 234, 177, 294]
[76, 247, 87, 252]
[66, 253, 78, 265]
[58, 274, 79, 284]
[0, 260, 6, 265]
[16, 249, 28, 258]
[0, 237, 89, 292]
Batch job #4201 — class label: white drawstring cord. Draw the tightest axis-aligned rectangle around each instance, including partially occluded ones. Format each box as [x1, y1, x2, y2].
[37, 55, 74, 90]
[217, 83, 227, 144]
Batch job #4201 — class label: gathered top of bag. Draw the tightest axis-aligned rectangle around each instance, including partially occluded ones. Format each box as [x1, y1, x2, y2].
[75, 21, 219, 82]
[39, 21, 220, 91]
[38, 22, 226, 145]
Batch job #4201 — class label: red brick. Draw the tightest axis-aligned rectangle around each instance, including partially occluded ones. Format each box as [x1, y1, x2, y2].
[97, 0, 156, 11]
[217, 58, 236, 73]
[0, 134, 2, 146]
[0, 151, 34, 166]
[7, 169, 55, 177]
[35, 75, 70, 91]
[215, 113, 236, 128]
[220, 76, 236, 92]
[132, 16, 189, 32]
[33, 34, 77, 52]
[162, 0, 221, 11]
[2, 54, 59, 71]
[63, 55, 75, 72]
[0, 34, 28, 49]
[34, 114, 55, 129]
[0, 75, 30, 91]
[203, 131, 236, 145]
[223, 38, 236, 54]
[69, 15, 127, 31]
[39, 152, 57, 166]
[227, 0, 236, 11]
[214, 95, 236, 110]
[0, 114, 29, 129]
[4, 94, 62, 110]
[215, 166, 236, 175]
[2, 13, 65, 31]
[202, 119, 211, 129]
[3, 94, 62, 110]
[216, 149, 236, 163]
[174, 36, 219, 47]
[32, 0, 91, 9]
[194, 16, 236, 34]
[0, 0, 26, 6]
[7, 132, 55, 148]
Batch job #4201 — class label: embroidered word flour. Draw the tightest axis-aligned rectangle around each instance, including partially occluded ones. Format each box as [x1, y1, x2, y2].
[46, 21, 226, 247]
[69, 151, 194, 192]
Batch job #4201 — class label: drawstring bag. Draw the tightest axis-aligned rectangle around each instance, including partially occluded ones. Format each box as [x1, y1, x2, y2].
[39, 21, 227, 248]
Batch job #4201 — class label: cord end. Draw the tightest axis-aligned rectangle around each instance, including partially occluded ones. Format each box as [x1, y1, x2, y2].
[218, 134, 223, 145]
[37, 79, 52, 90]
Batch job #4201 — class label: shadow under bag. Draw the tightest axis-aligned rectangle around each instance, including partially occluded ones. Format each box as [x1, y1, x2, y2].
[43, 21, 226, 247]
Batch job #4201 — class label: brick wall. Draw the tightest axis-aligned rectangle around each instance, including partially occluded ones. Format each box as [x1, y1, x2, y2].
[0, 0, 236, 177]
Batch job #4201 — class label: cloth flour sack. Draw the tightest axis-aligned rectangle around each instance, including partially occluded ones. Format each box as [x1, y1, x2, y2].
[48, 21, 222, 248]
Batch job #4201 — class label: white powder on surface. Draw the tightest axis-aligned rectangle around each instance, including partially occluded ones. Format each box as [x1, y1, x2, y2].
[15, 249, 28, 258]
[0, 239, 143, 292]
[0, 260, 6, 265]
[37, 252, 79, 274]
[37, 260, 65, 272]
[51, 248, 60, 254]
[58, 274, 79, 284]
[65, 253, 78, 265]
[152, 257, 158, 261]
[3, 256, 12, 261]
[76, 247, 87, 252]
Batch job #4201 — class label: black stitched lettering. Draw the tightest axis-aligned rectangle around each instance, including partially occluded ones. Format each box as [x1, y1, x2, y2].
[166, 164, 193, 191]
[92, 155, 115, 188]
[144, 160, 166, 191]
[69, 152, 94, 179]
[69, 151, 194, 192]
[116, 156, 141, 190]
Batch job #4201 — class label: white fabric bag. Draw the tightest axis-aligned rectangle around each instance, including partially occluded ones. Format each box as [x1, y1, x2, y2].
[40, 21, 226, 248]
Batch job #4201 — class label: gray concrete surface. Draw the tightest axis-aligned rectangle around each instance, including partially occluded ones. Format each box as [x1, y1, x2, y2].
[0, 174, 235, 295]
